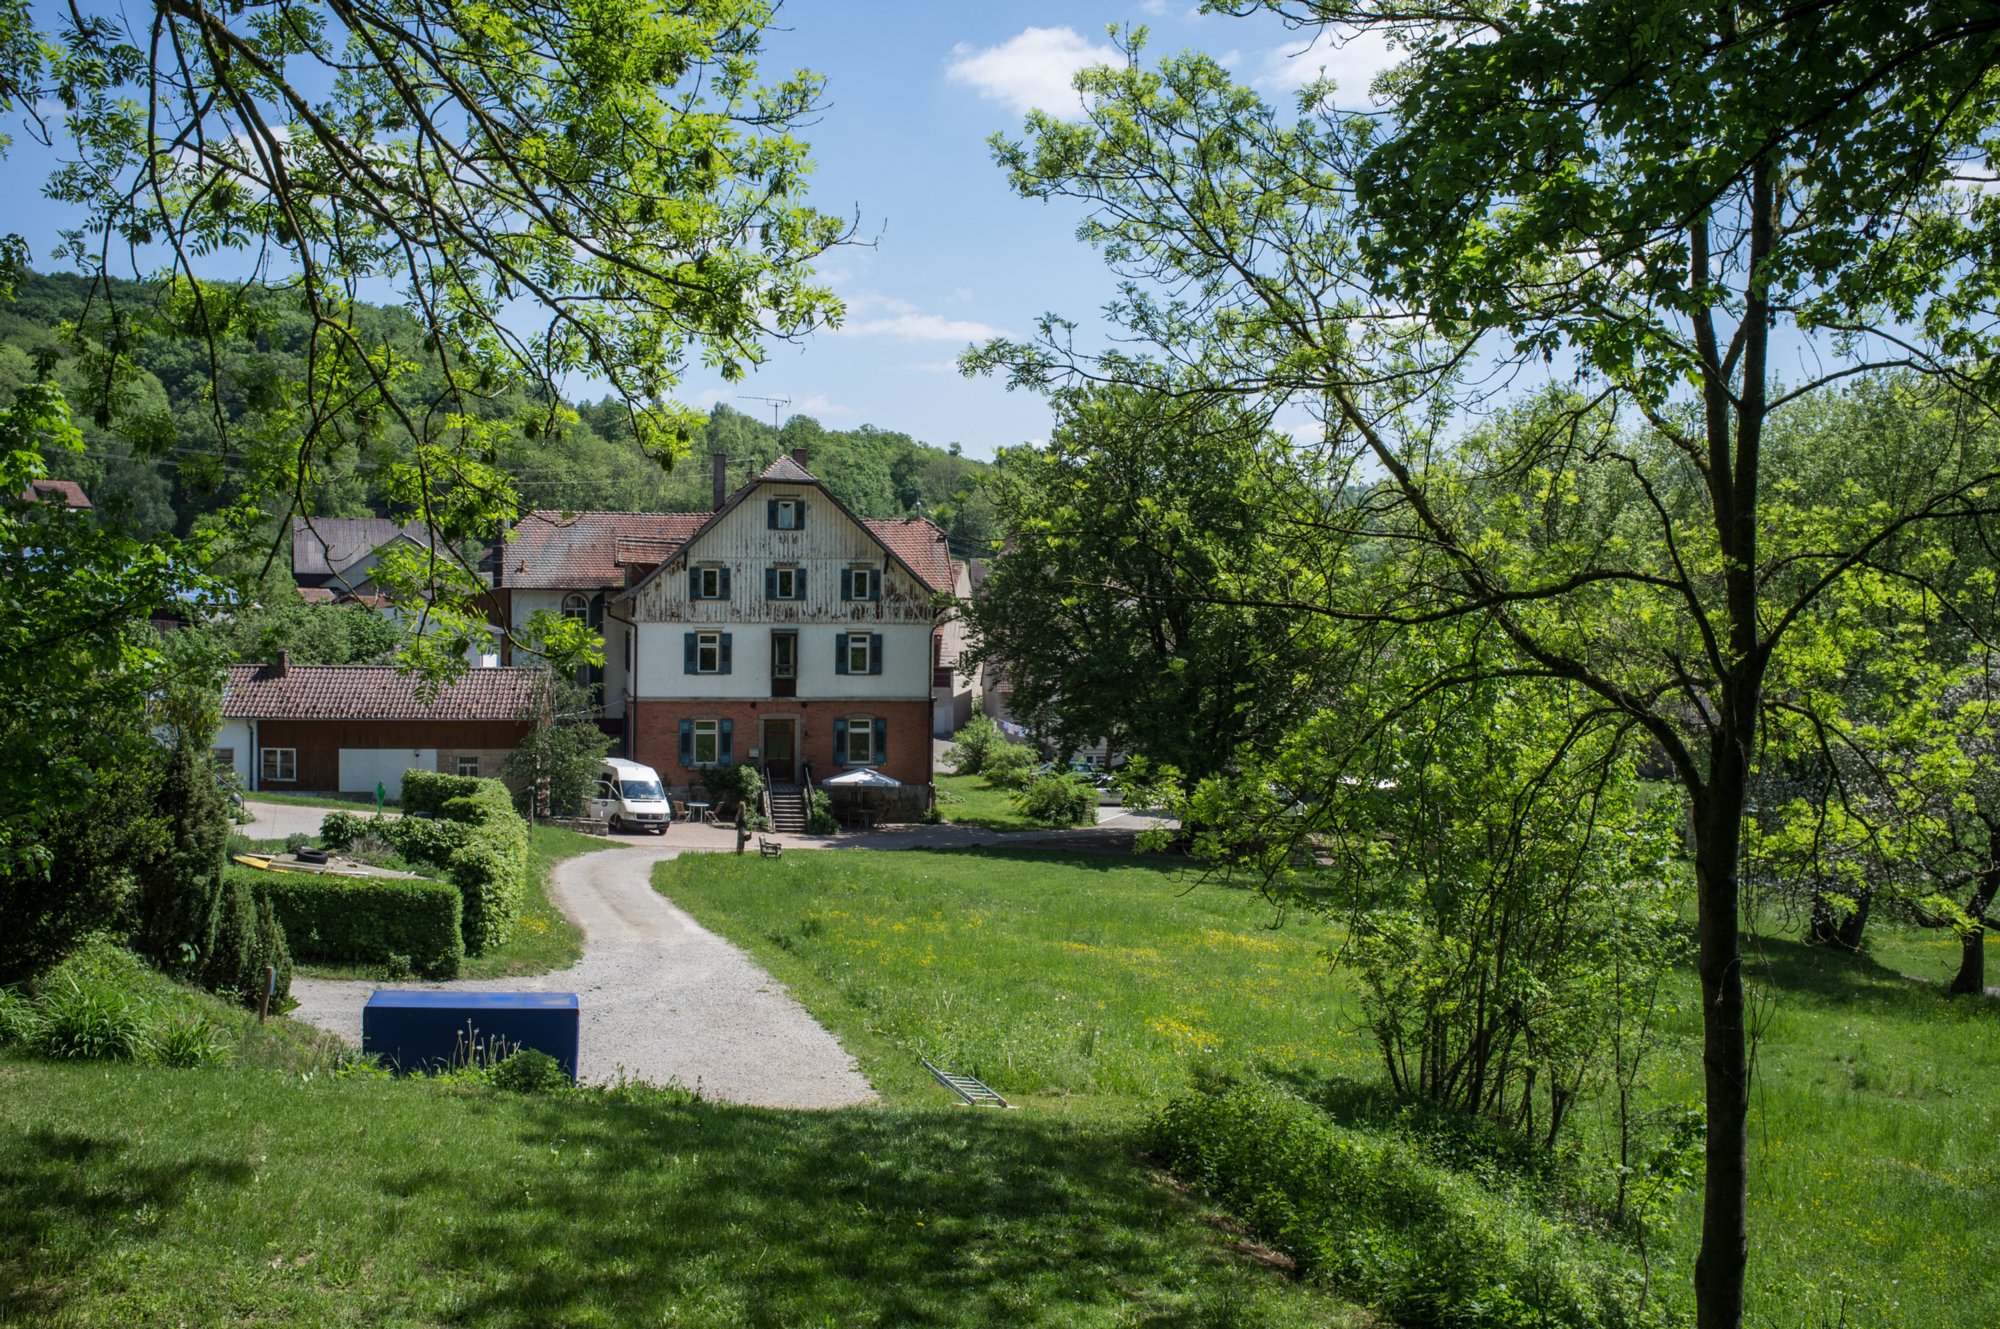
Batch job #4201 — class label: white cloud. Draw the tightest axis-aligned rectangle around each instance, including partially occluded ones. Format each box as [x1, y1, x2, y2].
[792, 392, 859, 419]
[842, 288, 919, 316]
[839, 312, 1007, 342]
[945, 27, 1119, 119]
[1233, 27, 1400, 105]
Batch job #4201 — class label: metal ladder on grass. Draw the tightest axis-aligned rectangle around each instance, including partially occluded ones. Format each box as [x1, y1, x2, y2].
[923, 1057, 1014, 1108]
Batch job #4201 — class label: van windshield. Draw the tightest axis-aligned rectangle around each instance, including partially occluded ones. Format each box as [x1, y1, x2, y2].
[620, 779, 665, 801]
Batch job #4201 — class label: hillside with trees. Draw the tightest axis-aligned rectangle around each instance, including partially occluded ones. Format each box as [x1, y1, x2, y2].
[0, 271, 996, 551]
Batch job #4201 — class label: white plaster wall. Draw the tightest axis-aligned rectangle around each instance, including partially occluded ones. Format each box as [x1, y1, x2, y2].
[633, 621, 931, 701]
[215, 718, 253, 787]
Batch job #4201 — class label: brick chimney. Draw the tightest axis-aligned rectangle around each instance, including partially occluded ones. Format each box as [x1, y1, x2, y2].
[791, 446, 809, 467]
[274, 649, 291, 678]
[712, 451, 728, 511]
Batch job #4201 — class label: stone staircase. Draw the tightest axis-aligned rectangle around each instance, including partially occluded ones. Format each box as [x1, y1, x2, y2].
[768, 783, 808, 833]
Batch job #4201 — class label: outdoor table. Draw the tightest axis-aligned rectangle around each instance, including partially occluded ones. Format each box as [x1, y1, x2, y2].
[687, 801, 712, 824]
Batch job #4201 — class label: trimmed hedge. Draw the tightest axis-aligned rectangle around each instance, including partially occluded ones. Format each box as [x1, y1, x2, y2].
[230, 865, 463, 979]
[329, 772, 529, 954]
[1147, 1075, 1651, 1329]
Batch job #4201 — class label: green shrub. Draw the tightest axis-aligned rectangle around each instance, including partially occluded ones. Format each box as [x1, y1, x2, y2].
[254, 893, 293, 1007]
[400, 770, 484, 818]
[806, 789, 839, 835]
[1147, 1075, 1650, 1329]
[1014, 773, 1096, 827]
[942, 714, 1003, 774]
[380, 815, 474, 869]
[490, 1047, 568, 1094]
[982, 741, 1038, 789]
[0, 990, 32, 1044]
[283, 832, 312, 855]
[318, 810, 368, 850]
[152, 1009, 233, 1068]
[27, 973, 149, 1062]
[701, 763, 764, 815]
[236, 866, 463, 979]
[202, 876, 261, 1005]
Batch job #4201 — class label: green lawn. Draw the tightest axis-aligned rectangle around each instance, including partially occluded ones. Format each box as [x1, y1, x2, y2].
[654, 848, 2000, 1329]
[241, 788, 389, 809]
[933, 772, 1044, 832]
[291, 823, 606, 981]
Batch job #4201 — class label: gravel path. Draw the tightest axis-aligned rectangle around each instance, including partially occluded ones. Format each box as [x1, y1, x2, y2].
[288, 839, 876, 1108]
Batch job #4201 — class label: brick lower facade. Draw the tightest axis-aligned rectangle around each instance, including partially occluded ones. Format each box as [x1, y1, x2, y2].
[627, 698, 932, 791]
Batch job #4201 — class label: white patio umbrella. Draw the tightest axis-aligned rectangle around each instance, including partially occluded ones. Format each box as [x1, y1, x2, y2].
[821, 767, 902, 788]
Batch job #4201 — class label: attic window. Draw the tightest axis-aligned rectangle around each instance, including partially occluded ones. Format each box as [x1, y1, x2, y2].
[769, 498, 804, 530]
[562, 593, 589, 619]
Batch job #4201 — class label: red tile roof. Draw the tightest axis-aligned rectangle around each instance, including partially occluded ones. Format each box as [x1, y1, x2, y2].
[862, 517, 953, 594]
[504, 511, 706, 589]
[223, 663, 539, 721]
[20, 478, 91, 508]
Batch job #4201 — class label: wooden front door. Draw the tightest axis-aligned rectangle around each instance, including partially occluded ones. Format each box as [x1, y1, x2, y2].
[763, 719, 796, 783]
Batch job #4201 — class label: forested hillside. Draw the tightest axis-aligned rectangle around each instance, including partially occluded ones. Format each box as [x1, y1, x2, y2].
[0, 271, 996, 551]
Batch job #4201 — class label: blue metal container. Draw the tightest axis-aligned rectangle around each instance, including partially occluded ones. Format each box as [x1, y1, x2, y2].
[362, 990, 579, 1081]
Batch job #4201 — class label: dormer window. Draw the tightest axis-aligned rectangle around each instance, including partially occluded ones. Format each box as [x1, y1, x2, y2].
[768, 497, 805, 530]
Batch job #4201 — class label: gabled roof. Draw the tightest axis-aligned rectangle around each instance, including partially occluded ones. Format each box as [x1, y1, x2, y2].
[223, 662, 539, 722]
[613, 457, 955, 600]
[291, 517, 436, 581]
[20, 478, 91, 508]
[504, 511, 707, 589]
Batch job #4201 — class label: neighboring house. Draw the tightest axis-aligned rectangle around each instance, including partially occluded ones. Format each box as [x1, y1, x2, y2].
[216, 654, 538, 798]
[931, 557, 982, 737]
[610, 451, 952, 795]
[291, 516, 440, 596]
[19, 478, 91, 508]
[490, 508, 705, 731]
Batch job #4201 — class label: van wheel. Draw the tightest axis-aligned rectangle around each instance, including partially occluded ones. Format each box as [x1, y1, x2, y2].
[611, 816, 628, 834]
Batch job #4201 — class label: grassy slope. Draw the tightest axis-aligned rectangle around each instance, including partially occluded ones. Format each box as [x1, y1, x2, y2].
[2, 1053, 1358, 1326]
[655, 848, 2000, 1329]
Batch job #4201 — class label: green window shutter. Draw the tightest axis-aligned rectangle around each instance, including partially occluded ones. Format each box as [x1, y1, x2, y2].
[833, 718, 848, 763]
[765, 567, 777, 600]
[719, 567, 732, 599]
[683, 633, 696, 673]
[720, 718, 734, 766]
[872, 716, 888, 763]
[795, 567, 807, 598]
[869, 632, 883, 676]
[767, 498, 779, 528]
[678, 719, 693, 766]
[796, 500, 807, 530]
[870, 574, 881, 603]
[720, 633, 733, 674]
[688, 567, 700, 599]
[834, 633, 848, 675]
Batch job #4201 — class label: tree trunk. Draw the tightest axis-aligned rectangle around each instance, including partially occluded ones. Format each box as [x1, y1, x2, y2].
[1691, 791, 1751, 1329]
[1949, 842, 1998, 997]
[1805, 886, 1872, 950]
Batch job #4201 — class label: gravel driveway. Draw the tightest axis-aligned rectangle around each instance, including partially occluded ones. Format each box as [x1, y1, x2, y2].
[288, 840, 876, 1108]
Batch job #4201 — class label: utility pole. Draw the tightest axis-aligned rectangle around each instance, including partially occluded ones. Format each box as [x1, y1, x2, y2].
[738, 394, 791, 431]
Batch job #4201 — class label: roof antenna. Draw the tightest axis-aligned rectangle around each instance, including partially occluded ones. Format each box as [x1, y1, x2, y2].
[738, 395, 791, 431]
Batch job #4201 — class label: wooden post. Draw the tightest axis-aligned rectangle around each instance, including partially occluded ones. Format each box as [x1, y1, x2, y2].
[259, 964, 276, 1024]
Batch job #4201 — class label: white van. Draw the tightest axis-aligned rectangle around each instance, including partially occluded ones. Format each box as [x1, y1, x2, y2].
[590, 758, 671, 834]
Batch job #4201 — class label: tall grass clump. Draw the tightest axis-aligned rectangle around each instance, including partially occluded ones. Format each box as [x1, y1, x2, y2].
[1148, 1073, 1661, 1329]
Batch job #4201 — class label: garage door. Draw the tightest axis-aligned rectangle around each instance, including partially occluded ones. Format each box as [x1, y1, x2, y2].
[337, 749, 438, 799]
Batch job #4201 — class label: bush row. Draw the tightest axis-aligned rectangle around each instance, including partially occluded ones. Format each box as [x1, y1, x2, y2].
[1146, 1074, 1655, 1329]
[324, 771, 529, 954]
[230, 865, 463, 979]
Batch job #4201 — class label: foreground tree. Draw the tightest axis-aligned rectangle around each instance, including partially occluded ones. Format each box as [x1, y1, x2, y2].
[973, 10, 2000, 1325]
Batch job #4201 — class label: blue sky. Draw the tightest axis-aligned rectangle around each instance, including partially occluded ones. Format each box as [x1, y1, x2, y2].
[3, 3, 1398, 459]
[689, 3, 1399, 457]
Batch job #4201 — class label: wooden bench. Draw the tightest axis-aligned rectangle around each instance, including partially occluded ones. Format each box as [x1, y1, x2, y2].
[757, 836, 783, 859]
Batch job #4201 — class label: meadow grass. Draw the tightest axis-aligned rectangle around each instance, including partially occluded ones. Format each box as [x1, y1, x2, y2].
[242, 788, 388, 809]
[655, 847, 2000, 1329]
[934, 772, 1043, 832]
[0, 998, 1363, 1326]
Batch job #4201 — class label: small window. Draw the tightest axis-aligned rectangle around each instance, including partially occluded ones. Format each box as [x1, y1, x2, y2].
[845, 567, 877, 601]
[562, 592, 590, 620]
[693, 718, 721, 766]
[696, 631, 721, 673]
[846, 632, 872, 675]
[843, 716, 876, 764]
[455, 755, 481, 777]
[769, 565, 802, 600]
[772, 632, 797, 679]
[770, 498, 803, 530]
[211, 747, 234, 770]
[260, 748, 296, 782]
[693, 565, 727, 599]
